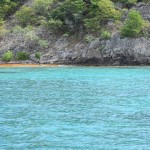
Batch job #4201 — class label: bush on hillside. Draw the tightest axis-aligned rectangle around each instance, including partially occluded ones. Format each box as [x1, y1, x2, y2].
[35, 52, 41, 59]
[84, 34, 96, 43]
[0, 19, 8, 38]
[50, 0, 86, 32]
[14, 0, 122, 34]
[46, 19, 63, 31]
[142, 0, 150, 3]
[84, 0, 121, 31]
[101, 31, 111, 39]
[0, 0, 19, 18]
[121, 10, 145, 37]
[38, 40, 49, 49]
[16, 6, 37, 26]
[141, 20, 150, 37]
[16, 51, 29, 60]
[121, 0, 137, 4]
[33, 0, 53, 16]
[2, 51, 14, 62]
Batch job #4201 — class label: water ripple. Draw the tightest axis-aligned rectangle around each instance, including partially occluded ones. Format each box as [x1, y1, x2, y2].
[1, 67, 150, 149]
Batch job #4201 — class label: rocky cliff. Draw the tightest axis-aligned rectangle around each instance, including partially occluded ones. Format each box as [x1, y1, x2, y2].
[39, 35, 150, 65]
[0, 2, 150, 66]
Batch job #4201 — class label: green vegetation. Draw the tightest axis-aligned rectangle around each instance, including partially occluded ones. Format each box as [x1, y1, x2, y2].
[121, 10, 145, 37]
[16, 6, 36, 26]
[0, 0, 149, 21]
[0, 19, 7, 39]
[84, 34, 96, 43]
[38, 40, 49, 49]
[112, 0, 149, 5]
[33, 0, 53, 16]
[14, 0, 122, 33]
[142, 0, 150, 3]
[101, 31, 111, 39]
[12, 0, 149, 37]
[16, 51, 29, 60]
[0, 0, 149, 63]
[0, 0, 149, 57]
[0, 0, 19, 19]
[35, 52, 41, 59]
[84, 0, 121, 32]
[2, 51, 14, 62]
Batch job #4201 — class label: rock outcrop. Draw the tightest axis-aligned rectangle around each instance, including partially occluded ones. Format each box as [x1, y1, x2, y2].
[0, 32, 150, 66]
[39, 35, 150, 65]
[0, 3, 150, 66]
[135, 3, 150, 21]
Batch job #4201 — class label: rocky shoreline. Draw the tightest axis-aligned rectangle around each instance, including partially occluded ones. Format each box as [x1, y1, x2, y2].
[0, 62, 59, 67]
[1, 31, 150, 66]
[0, 3, 149, 66]
[2, 35, 150, 66]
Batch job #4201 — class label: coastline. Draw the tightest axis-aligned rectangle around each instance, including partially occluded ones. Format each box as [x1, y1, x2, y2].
[0, 63, 150, 68]
[0, 63, 59, 67]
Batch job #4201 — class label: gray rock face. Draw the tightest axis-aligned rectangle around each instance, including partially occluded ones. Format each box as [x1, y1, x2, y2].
[0, 3, 149, 66]
[39, 35, 150, 65]
[135, 3, 150, 21]
[101, 36, 150, 65]
[36, 3, 150, 65]
[0, 32, 150, 65]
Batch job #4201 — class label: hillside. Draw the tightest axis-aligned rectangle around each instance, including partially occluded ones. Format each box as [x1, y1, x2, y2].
[0, 0, 150, 65]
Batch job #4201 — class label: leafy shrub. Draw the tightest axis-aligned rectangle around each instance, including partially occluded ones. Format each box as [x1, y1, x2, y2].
[12, 25, 35, 34]
[47, 19, 63, 30]
[112, 0, 137, 5]
[12, 26, 42, 49]
[16, 51, 29, 60]
[84, 34, 96, 43]
[84, 0, 121, 31]
[98, 0, 121, 20]
[10, 0, 122, 34]
[35, 52, 41, 59]
[142, 20, 150, 37]
[25, 30, 39, 41]
[114, 20, 123, 30]
[2, 0, 148, 38]
[0, 19, 7, 38]
[120, 0, 137, 5]
[0, 0, 19, 18]
[101, 31, 111, 39]
[0, 26, 7, 38]
[63, 33, 69, 37]
[2, 51, 13, 62]
[16, 6, 36, 26]
[12, 25, 49, 50]
[142, 0, 150, 3]
[33, 0, 53, 16]
[12, 25, 24, 33]
[38, 40, 49, 49]
[50, 0, 85, 32]
[121, 10, 145, 37]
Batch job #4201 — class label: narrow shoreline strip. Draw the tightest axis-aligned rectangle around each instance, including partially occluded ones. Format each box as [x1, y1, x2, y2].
[0, 64, 58, 67]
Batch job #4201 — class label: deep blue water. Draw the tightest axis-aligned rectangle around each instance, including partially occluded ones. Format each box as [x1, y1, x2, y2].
[0, 66, 150, 150]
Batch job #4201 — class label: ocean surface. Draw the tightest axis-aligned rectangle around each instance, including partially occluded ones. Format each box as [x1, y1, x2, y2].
[0, 66, 150, 150]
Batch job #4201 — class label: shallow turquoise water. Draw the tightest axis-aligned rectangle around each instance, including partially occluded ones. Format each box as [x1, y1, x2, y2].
[0, 66, 150, 150]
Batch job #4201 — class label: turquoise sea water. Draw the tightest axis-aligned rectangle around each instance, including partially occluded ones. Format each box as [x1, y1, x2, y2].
[0, 66, 150, 150]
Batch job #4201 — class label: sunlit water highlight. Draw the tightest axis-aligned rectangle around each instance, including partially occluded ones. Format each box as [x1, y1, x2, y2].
[0, 66, 150, 149]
